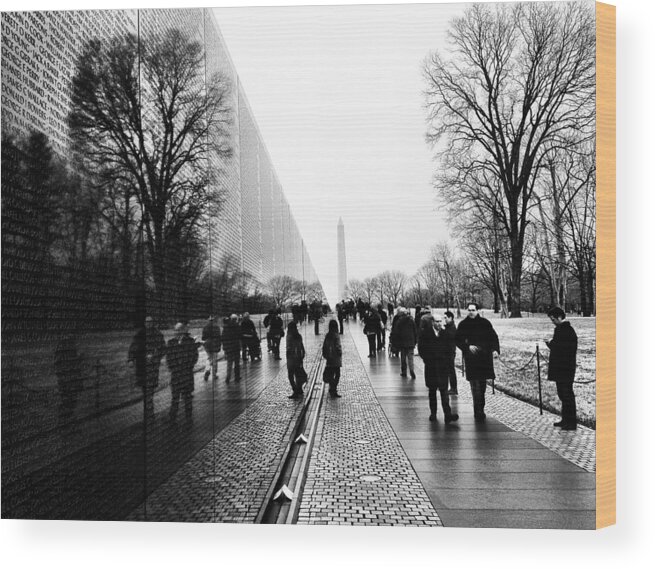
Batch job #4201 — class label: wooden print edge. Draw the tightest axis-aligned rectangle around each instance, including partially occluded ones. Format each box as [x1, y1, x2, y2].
[596, 1, 616, 530]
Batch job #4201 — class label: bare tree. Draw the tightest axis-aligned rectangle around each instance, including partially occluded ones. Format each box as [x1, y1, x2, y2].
[362, 277, 380, 305]
[267, 275, 298, 308]
[345, 278, 365, 300]
[424, 2, 595, 316]
[69, 29, 233, 315]
[377, 270, 407, 307]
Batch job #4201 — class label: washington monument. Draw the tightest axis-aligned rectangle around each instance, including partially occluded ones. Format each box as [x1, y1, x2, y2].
[337, 217, 347, 301]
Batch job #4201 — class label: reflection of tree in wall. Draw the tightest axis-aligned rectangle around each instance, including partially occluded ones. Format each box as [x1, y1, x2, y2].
[68, 29, 233, 319]
[424, 2, 595, 317]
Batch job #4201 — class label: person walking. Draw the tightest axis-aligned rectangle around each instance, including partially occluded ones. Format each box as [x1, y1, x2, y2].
[285, 321, 307, 399]
[455, 303, 500, 422]
[377, 303, 388, 351]
[267, 308, 285, 360]
[222, 314, 242, 382]
[363, 306, 381, 358]
[391, 307, 417, 378]
[202, 316, 221, 381]
[240, 312, 260, 361]
[128, 316, 166, 421]
[166, 323, 199, 422]
[418, 314, 459, 423]
[545, 307, 578, 430]
[443, 311, 458, 395]
[322, 319, 343, 397]
[337, 302, 345, 335]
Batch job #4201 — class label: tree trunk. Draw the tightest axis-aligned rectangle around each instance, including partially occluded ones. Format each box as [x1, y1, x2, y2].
[508, 242, 523, 318]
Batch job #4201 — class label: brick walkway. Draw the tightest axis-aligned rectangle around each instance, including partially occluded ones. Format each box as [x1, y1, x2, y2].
[297, 330, 442, 526]
[128, 328, 326, 522]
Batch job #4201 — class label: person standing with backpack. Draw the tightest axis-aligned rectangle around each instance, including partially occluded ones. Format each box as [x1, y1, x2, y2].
[285, 321, 307, 399]
[322, 319, 343, 398]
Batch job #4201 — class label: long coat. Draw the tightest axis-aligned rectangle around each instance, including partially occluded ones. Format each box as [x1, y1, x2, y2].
[202, 322, 222, 353]
[286, 333, 306, 369]
[418, 326, 449, 390]
[443, 321, 457, 357]
[322, 332, 342, 368]
[221, 320, 242, 357]
[166, 334, 198, 392]
[363, 311, 381, 335]
[455, 315, 500, 381]
[391, 314, 417, 349]
[128, 326, 166, 387]
[546, 321, 578, 383]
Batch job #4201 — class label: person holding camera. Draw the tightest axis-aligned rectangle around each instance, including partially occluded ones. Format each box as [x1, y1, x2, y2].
[545, 307, 578, 430]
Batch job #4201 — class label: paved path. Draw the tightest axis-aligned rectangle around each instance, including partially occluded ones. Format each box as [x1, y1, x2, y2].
[2, 317, 596, 528]
[345, 320, 596, 529]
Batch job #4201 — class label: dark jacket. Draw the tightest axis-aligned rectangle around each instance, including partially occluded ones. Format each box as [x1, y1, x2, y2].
[286, 333, 306, 368]
[546, 321, 577, 383]
[240, 318, 258, 339]
[267, 315, 284, 336]
[363, 312, 381, 335]
[128, 326, 166, 387]
[418, 326, 449, 390]
[455, 315, 499, 381]
[391, 314, 417, 348]
[202, 322, 222, 353]
[222, 320, 242, 356]
[166, 334, 199, 392]
[443, 321, 457, 356]
[322, 332, 343, 368]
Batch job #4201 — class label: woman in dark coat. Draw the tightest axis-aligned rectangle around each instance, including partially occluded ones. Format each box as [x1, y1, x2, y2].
[322, 319, 343, 397]
[418, 315, 459, 423]
[285, 321, 306, 399]
[545, 307, 578, 429]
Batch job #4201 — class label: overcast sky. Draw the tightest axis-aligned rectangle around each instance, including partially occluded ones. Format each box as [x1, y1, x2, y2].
[212, 2, 469, 303]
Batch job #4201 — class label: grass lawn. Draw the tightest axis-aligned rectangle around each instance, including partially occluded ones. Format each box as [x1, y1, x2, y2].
[454, 312, 596, 429]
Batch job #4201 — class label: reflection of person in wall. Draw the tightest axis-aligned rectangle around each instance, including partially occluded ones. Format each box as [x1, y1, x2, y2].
[285, 321, 307, 399]
[545, 307, 578, 431]
[54, 331, 84, 422]
[202, 316, 221, 381]
[128, 316, 165, 421]
[166, 322, 199, 422]
[222, 314, 242, 381]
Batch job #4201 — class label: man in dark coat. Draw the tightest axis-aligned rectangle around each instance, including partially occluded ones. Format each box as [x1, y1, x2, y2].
[391, 308, 417, 379]
[166, 322, 199, 421]
[418, 314, 459, 423]
[202, 316, 221, 381]
[240, 312, 260, 361]
[455, 303, 500, 422]
[363, 306, 381, 358]
[443, 311, 458, 395]
[128, 316, 166, 420]
[222, 314, 242, 381]
[545, 307, 578, 430]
